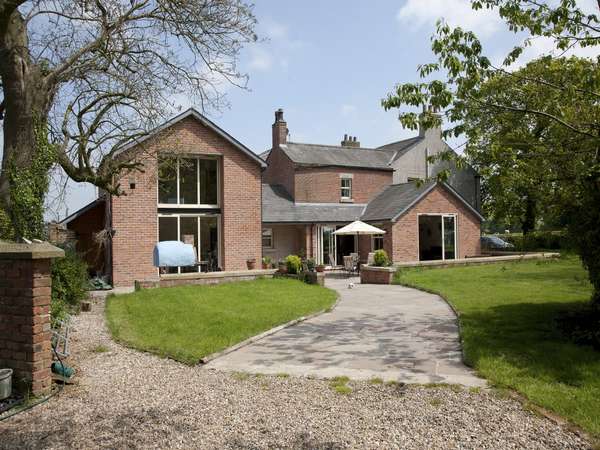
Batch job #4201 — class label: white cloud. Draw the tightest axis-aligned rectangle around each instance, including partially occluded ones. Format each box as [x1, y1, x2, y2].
[397, 0, 503, 38]
[248, 47, 273, 71]
[340, 104, 357, 117]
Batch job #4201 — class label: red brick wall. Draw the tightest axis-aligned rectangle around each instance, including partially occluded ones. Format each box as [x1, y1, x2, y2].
[0, 258, 53, 395]
[111, 116, 263, 287]
[389, 185, 481, 262]
[262, 146, 296, 199]
[294, 167, 392, 204]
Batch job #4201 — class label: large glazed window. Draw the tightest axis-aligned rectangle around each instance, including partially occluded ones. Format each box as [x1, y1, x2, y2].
[158, 156, 219, 207]
[158, 214, 220, 273]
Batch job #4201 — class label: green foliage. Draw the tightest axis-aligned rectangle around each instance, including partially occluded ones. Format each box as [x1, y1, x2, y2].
[51, 248, 88, 325]
[306, 257, 316, 272]
[373, 249, 390, 267]
[285, 254, 302, 274]
[382, 0, 600, 302]
[497, 231, 570, 252]
[0, 208, 15, 241]
[6, 119, 55, 240]
[262, 256, 272, 267]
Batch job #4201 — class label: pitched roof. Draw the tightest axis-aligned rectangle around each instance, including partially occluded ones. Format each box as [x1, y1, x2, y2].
[262, 184, 366, 223]
[375, 136, 423, 162]
[259, 149, 271, 161]
[279, 143, 393, 171]
[59, 197, 106, 225]
[113, 108, 266, 168]
[361, 181, 484, 222]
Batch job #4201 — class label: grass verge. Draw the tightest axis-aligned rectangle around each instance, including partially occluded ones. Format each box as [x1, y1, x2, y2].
[394, 256, 600, 437]
[106, 278, 337, 365]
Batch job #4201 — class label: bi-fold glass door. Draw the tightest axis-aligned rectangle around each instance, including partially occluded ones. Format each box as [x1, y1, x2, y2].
[418, 214, 457, 261]
[316, 225, 337, 266]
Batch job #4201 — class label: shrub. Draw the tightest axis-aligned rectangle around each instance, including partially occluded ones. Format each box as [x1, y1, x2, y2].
[498, 231, 571, 252]
[306, 258, 316, 272]
[262, 256, 272, 268]
[285, 254, 302, 274]
[51, 248, 88, 325]
[373, 249, 390, 267]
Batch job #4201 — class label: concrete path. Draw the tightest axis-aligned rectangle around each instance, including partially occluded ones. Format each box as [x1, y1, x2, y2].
[206, 277, 485, 387]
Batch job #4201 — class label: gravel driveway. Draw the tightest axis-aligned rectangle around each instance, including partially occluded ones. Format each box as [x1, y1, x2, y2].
[0, 294, 591, 449]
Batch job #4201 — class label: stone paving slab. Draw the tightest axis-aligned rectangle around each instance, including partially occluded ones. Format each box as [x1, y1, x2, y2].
[206, 277, 485, 387]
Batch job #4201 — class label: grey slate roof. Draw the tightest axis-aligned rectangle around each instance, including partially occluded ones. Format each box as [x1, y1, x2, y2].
[361, 181, 484, 222]
[279, 143, 393, 171]
[262, 184, 366, 223]
[375, 136, 423, 162]
[361, 181, 435, 222]
[259, 149, 271, 161]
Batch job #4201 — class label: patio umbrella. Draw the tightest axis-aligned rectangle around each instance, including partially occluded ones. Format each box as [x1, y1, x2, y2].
[332, 220, 386, 236]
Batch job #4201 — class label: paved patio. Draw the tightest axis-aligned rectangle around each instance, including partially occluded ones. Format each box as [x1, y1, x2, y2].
[206, 277, 485, 386]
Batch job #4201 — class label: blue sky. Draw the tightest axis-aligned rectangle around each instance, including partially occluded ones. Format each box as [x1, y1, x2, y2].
[47, 0, 599, 220]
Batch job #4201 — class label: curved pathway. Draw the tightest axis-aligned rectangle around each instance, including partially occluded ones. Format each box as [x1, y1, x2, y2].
[207, 277, 485, 386]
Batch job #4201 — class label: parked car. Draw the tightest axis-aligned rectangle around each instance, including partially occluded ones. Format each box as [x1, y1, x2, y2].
[481, 235, 515, 250]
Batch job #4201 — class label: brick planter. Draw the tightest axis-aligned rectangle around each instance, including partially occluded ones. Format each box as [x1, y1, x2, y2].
[360, 265, 396, 284]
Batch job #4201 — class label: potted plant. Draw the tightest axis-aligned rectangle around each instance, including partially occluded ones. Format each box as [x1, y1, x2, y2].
[262, 256, 272, 269]
[285, 254, 302, 275]
[316, 264, 326, 273]
[246, 258, 257, 270]
[306, 258, 316, 272]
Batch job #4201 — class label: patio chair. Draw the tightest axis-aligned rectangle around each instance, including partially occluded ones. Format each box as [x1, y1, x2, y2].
[343, 255, 357, 278]
[367, 252, 375, 266]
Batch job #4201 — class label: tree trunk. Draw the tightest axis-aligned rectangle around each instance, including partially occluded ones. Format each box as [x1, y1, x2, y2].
[522, 194, 536, 235]
[0, 9, 53, 228]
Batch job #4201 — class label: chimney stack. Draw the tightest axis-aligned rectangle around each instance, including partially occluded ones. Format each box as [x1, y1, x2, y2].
[341, 134, 360, 148]
[272, 108, 288, 149]
[418, 104, 442, 139]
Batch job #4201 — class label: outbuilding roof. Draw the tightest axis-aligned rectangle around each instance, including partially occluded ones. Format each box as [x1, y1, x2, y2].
[361, 180, 484, 222]
[262, 184, 366, 223]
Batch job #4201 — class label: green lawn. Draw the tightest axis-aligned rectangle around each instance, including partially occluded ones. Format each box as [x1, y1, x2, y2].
[106, 278, 337, 365]
[394, 256, 600, 437]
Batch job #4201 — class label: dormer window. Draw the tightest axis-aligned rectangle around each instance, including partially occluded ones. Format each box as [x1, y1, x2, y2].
[340, 174, 352, 201]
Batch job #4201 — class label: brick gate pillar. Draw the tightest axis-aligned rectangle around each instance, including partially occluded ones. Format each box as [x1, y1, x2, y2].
[0, 242, 64, 396]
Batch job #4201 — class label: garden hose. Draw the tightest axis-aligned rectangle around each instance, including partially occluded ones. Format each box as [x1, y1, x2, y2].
[0, 342, 65, 422]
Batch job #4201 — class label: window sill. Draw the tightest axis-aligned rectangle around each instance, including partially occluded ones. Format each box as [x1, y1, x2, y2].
[157, 203, 220, 209]
[340, 198, 354, 203]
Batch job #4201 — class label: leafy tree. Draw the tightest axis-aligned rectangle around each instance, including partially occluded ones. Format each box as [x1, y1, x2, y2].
[0, 0, 257, 238]
[382, 0, 600, 303]
[464, 57, 598, 235]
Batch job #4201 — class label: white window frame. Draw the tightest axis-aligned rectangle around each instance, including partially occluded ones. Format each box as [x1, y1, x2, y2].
[262, 228, 274, 249]
[157, 155, 220, 209]
[340, 176, 352, 200]
[157, 212, 221, 274]
[417, 213, 458, 261]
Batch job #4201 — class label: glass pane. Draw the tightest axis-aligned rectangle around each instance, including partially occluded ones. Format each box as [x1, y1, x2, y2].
[179, 158, 198, 204]
[180, 216, 199, 273]
[158, 216, 179, 274]
[200, 216, 219, 271]
[262, 228, 272, 248]
[158, 157, 178, 204]
[322, 227, 335, 265]
[443, 216, 456, 260]
[200, 159, 218, 205]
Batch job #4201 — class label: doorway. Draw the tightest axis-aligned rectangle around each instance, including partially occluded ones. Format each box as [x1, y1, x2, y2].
[336, 234, 356, 265]
[418, 214, 456, 261]
[317, 225, 357, 266]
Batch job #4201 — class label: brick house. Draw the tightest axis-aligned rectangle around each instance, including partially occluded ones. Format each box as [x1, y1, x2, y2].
[63, 107, 482, 287]
[260, 109, 483, 266]
[62, 109, 265, 287]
